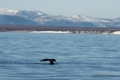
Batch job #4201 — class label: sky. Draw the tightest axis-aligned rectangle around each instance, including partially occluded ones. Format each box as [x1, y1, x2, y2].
[0, 0, 120, 18]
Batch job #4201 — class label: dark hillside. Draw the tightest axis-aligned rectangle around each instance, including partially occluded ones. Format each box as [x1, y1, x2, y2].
[0, 25, 120, 32]
[0, 15, 39, 25]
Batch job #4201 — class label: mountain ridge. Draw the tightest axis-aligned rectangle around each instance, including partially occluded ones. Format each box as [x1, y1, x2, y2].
[0, 8, 120, 27]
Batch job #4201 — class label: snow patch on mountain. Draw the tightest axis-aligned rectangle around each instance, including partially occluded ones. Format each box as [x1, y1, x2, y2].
[0, 8, 18, 15]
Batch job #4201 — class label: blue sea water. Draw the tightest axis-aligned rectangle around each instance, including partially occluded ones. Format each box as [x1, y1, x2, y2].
[0, 32, 120, 80]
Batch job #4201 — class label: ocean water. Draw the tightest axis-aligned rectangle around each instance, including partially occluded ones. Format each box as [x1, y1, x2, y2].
[0, 32, 120, 80]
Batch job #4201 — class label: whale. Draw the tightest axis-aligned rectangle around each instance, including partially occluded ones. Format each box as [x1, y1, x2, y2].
[40, 59, 56, 65]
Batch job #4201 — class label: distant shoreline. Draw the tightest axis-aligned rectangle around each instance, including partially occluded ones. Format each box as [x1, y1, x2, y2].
[0, 25, 120, 34]
[29, 31, 72, 33]
[7, 30, 72, 34]
[6, 30, 120, 35]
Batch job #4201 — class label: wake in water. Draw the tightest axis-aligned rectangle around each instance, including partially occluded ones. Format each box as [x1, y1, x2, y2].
[0, 60, 58, 65]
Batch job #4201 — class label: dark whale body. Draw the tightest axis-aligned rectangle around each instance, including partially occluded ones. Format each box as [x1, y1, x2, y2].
[40, 59, 56, 65]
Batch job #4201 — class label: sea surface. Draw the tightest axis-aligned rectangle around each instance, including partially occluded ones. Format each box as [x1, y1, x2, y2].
[0, 32, 120, 80]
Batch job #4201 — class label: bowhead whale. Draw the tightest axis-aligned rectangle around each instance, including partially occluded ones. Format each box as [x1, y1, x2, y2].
[40, 59, 56, 65]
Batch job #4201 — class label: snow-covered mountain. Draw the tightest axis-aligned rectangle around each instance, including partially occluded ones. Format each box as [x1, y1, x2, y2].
[0, 8, 120, 27]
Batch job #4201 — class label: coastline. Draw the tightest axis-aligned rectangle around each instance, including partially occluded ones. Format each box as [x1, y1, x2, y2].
[29, 31, 72, 33]
[0, 25, 120, 35]
[2, 30, 120, 35]
[6, 30, 72, 34]
[7, 30, 31, 33]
